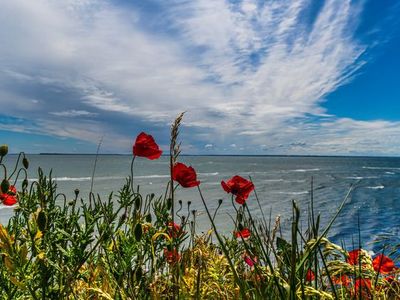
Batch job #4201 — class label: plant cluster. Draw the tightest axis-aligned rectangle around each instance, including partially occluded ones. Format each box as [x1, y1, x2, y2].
[0, 115, 399, 299]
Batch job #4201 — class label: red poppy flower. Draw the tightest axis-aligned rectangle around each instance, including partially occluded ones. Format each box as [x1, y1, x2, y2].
[221, 175, 254, 204]
[235, 228, 251, 239]
[132, 132, 162, 160]
[0, 185, 17, 206]
[353, 278, 372, 299]
[373, 254, 395, 274]
[305, 269, 315, 281]
[172, 162, 200, 188]
[243, 254, 257, 267]
[354, 278, 371, 291]
[332, 275, 350, 286]
[164, 248, 181, 264]
[167, 221, 183, 238]
[347, 249, 361, 265]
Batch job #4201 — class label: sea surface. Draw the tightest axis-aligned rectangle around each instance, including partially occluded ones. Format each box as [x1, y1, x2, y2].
[2, 154, 400, 253]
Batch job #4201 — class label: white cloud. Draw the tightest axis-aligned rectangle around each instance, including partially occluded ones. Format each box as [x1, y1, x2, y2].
[0, 0, 399, 154]
[50, 110, 97, 117]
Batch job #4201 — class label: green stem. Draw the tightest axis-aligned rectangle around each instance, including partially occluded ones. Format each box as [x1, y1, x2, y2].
[197, 186, 247, 299]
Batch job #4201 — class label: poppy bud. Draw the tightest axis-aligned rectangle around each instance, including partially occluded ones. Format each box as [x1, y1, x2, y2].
[135, 266, 143, 281]
[134, 223, 143, 241]
[22, 157, 29, 169]
[145, 214, 152, 223]
[150, 193, 155, 200]
[1, 179, 10, 193]
[237, 213, 243, 223]
[0, 145, 8, 157]
[74, 189, 80, 198]
[218, 199, 223, 205]
[37, 211, 47, 232]
[135, 197, 141, 210]
[118, 213, 127, 227]
[22, 179, 29, 190]
[166, 198, 172, 210]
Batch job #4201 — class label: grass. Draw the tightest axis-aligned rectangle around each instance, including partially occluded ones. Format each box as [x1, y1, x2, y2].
[0, 116, 399, 299]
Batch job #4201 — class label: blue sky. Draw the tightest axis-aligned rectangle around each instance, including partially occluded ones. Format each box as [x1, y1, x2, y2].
[1, 0, 400, 155]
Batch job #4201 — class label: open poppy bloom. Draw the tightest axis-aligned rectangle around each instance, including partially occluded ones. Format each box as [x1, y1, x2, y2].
[164, 248, 181, 264]
[305, 269, 315, 282]
[133, 132, 162, 160]
[234, 228, 251, 239]
[347, 249, 362, 265]
[167, 221, 184, 238]
[172, 162, 200, 188]
[0, 185, 17, 206]
[373, 254, 395, 274]
[221, 175, 254, 204]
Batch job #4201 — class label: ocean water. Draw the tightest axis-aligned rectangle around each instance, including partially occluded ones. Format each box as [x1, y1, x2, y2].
[2, 154, 400, 253]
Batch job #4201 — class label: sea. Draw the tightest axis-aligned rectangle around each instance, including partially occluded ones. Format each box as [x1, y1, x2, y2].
[2, 154, 400, 254]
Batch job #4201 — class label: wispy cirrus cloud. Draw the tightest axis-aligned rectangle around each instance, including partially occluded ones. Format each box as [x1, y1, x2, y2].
[0, 0, 399, 154]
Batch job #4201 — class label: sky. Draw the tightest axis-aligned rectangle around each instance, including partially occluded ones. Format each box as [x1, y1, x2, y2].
[0, 0, 400, 156]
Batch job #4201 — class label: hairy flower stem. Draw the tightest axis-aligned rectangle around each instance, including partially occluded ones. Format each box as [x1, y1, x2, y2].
[130, 155, 136, 194]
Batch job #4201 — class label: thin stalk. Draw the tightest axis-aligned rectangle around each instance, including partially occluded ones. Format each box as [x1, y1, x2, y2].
[243, 203, 285, 299]
[90, 137, 103, 192]
[197, 186, 248, 299]
[130, 155, 136, 195]
[296, 185, 354, 272]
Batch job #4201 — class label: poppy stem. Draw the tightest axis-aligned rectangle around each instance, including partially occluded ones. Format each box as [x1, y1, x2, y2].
[130, 155, 136, 195]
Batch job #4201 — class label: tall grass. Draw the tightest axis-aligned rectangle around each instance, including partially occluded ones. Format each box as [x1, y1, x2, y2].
[0, 116, 399, 299]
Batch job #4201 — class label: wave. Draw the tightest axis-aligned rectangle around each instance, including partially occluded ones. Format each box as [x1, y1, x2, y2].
[363, 166, 400, 170]
[25, 173, 218, 182]
[264, 179, 307, 183]
[272, 191, 309, 195]
[28, 176, 127, 182]
[134, 175, 169, 179]
[345, 176, 379, 180]
[385, 172, 395, 175]
[288, 168, 320, 173]
[346, 176, 364, 180]
[198, 172, 219, 176]
[366, 185, 385, 190]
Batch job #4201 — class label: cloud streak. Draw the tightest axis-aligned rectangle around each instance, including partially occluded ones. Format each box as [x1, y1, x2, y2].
[0, 0, 399, 154]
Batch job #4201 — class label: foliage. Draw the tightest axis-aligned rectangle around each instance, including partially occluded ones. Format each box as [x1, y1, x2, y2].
[0, 116, 399, 299]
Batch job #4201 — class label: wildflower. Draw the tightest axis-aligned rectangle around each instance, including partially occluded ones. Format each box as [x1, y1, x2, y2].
[221, 175, 254, 204]
[243, 253, 257, 267]
[133, 132, 162, 159]
[373, 254, 395, 274]
[347, 249, 361, 265]
[172, 162, 200, 188]
[305, 269, 315, 282]
[234, 228, 251, 239]
[164, 248, 180, 264]
[332, 275, 350, 286]
[0, 185, 17, 206]
[354, 278, 372, 298]
[167, 221, 183, 238]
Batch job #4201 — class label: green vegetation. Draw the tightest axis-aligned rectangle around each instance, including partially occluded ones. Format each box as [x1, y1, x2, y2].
[0, 115, 399, 299]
